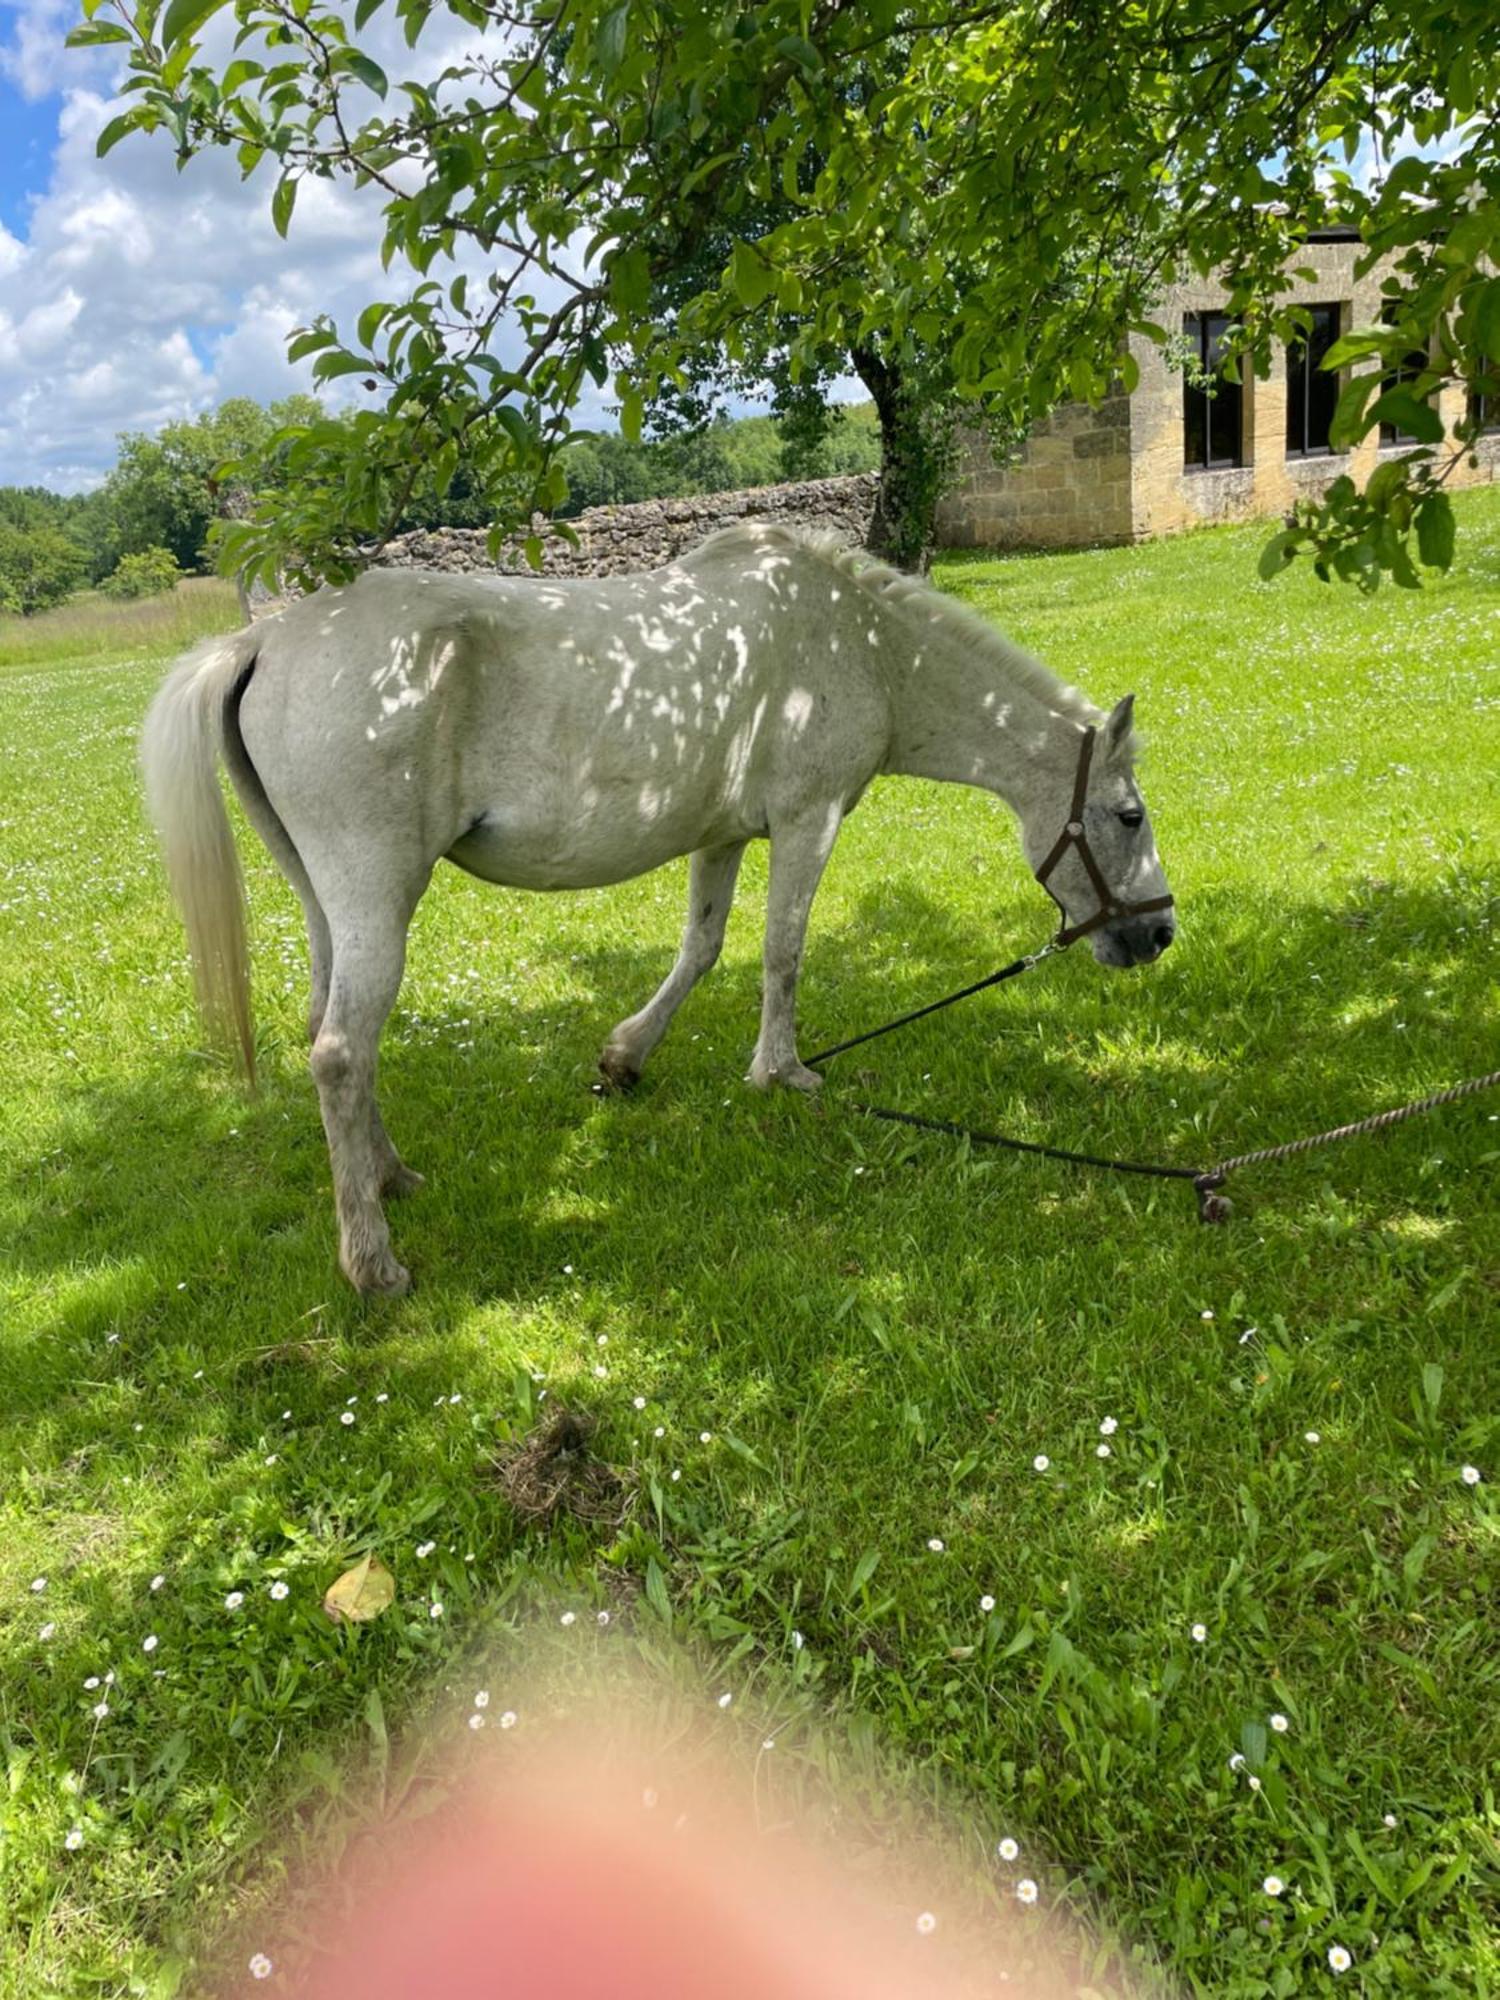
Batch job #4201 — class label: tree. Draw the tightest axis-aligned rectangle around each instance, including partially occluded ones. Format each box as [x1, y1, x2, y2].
[82, 0, 1500, 586]
[100, 395, 326, 574]
[0, 522, 87, 615]
[99, 546, 184, 598]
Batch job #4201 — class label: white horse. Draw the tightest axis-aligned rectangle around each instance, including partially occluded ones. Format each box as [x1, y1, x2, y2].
[141, 523, 1174, 1296]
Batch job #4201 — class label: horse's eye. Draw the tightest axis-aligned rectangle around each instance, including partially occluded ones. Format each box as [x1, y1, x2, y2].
[1118, 810, 1145, 831]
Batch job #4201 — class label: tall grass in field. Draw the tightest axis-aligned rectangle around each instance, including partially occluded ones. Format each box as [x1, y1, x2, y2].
[0, 577, 241, 668]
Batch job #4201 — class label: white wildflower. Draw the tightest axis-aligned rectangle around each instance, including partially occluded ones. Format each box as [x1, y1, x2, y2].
[249, 1953, 273, 1980]
[1461, 1464, 1482, 1485]
[1269, 1713, 1289, 1734]
[65, 1827, 84, 1850]
[1016, 1879, 1039, 1905]
[225, 1591, 244, 1610]
[926, 1537, 945, 1553]
[980, 1594, 996, 1613]
[1099, 1416, 1118, 1436]
[269, 1581, 289, 1601]
[1327, 1945, 1352, 1974]
[1263, 1875, 1284, 1897]
[499, 1710, 517, 1729]
[474, 1690, 490, 1708]
[1032, 1455, 1050, 1473]
[1191, 1623, 1208, 1643]
[143, 1635, 158, 1653]
[915, 1912, 937, 1935]
[997, 1837, 1020, 1863]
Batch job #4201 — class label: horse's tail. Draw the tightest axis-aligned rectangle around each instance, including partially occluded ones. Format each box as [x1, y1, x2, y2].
[140, 625, 262, 1083]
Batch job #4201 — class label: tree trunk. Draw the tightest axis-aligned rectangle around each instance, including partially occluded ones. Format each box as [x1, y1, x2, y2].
[849, 345, 948, 573]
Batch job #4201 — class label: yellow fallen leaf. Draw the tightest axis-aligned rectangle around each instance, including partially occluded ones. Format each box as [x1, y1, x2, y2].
[322, 1553, 395, 1625]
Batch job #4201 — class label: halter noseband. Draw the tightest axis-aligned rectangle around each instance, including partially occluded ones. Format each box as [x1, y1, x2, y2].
[1033, 725, 1176, 948]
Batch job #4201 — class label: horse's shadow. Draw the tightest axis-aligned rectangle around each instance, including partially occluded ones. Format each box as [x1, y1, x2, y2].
[7, 869, 1492, 1357]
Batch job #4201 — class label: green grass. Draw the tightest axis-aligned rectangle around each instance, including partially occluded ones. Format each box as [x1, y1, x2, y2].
[2, 501, 1498, 1997]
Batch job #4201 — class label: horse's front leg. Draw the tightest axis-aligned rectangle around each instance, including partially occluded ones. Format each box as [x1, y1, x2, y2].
[600, 841, 747, 1089]
[749, 803, 843, 1093]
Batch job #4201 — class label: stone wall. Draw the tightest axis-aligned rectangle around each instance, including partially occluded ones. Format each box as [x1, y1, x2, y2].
[379, 472, 880, 577]
[934, 400, 1133, 550]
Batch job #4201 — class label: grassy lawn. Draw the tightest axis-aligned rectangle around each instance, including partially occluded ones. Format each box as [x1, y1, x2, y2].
[2, 512, 1497, 1997]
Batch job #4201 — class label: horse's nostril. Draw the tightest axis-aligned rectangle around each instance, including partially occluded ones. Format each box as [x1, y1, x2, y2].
[1151, 925, 1175, 956]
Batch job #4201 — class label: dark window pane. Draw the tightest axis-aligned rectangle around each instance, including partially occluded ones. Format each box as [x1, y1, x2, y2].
[1184, 311, 1241, 468]
[1306, 304, 1339, 449]
[1288, 302, 1340, 456]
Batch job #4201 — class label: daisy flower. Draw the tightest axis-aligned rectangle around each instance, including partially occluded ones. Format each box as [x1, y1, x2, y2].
[250, 1954, 273, 1980]
[1461, 1465, 1482, 1486]
[915, 1912, 937, 1935]
[468, 1713, 486, 1731]
[1191, 1623, 1207, 1643]
[150, 1575, 165, 1590]
[1016, 1879, 1039, 1905]
[926, 1537, 945, 1553]
[1263, 1875, 1284, 1897]
[997, 1837, 1019, 1863]
[597, 1610, 611, 1627]
[717, 1692, 733, 1709]
[269, 1581, 289, 1601]
[30, 1576, 47, 1593]
[1099, 1416, 1118, 1436]
[429, 1603, 444, 1619]
[1096, 1443, 1112, 1459]
[39, 1623, 56, 1641]
[980, 1594, 996, 1613]
[91, 1701, 110, 1720]
[65, 1827, 84, 1850]
[1269, 1713, 1289, 1734]
[143, 1634, 158, 1653]
[416, 1541, 436, 1558]
[560, 1611, 577, 1627]
[1304, 1431, 1321, 1445]
[225, 1591, 244, 1610]
[1327, 1945, 1352, 1974]
[499, 1711, 517, 1729]
[339, 1411, 355, 1427]
[1032, 1455, 1050, 1473]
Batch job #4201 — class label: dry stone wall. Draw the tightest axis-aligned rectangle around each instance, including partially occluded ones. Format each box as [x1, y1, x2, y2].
[378, 472, 880, 578]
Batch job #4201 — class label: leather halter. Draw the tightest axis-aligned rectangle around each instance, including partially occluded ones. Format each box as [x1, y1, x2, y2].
[1033, 725, 1176, 948]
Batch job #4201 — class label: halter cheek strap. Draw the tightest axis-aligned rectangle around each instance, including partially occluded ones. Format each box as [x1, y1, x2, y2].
[1033, 726, 1176, 947]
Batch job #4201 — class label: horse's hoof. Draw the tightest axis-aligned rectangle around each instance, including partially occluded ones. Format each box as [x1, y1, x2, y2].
[597, 1050, 642, 1093]
[346, 1254, 411, 1297]
[748, 1059, 824, 1094]
[383, 1162, 426, 1199]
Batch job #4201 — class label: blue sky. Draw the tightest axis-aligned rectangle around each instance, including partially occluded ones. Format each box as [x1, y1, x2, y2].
[0, 0, 536, 492]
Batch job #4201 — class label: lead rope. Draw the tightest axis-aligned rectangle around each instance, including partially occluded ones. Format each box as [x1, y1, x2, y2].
[806, 951, 1500, 1223]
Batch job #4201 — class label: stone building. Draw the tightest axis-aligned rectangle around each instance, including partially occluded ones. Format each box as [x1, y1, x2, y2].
[935, 230, 1500, 550]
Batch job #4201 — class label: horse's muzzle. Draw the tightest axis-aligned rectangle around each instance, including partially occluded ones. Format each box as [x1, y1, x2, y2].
[1093, 916, 1176, 968]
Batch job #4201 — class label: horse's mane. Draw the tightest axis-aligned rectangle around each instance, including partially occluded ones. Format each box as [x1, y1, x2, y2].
[691, 521, 1100, 728]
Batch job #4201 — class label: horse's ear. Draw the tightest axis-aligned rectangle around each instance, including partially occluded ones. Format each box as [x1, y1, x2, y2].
[1105, 693, 1136, 758]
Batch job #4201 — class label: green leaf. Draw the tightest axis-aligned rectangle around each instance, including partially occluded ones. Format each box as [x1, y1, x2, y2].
[356, 301, 388, 351]
[729, 240, 774, 310]
[343, 50, 388, 98]
[271, 173, 297, 239]
[312, 351, 377, 381]
[1328, 370, 1379, 449]
[1415, 491, 1455, 570]
[160, 0, 230, 50]
[644, 1557, 672, 1629]
[619, 387, 643, 443]
[1257, 530, 1296, 581]
[1421, 1362, 1444, 1412]
[608, 246, 651, 316]
[1474, 278, 1500, 363]
[1366, 388, 1442, 444]
[65, 20, 132, 45]
[95, 112, 140, 160]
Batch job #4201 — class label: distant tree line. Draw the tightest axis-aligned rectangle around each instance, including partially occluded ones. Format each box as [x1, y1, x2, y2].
[0, 398, 879, 614]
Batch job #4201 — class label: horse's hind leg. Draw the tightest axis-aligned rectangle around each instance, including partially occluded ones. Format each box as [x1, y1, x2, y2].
[599, 841, 746, 1089]
[311, 898, 418, 1295]
[298, 893, 416, 1196]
